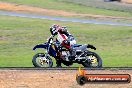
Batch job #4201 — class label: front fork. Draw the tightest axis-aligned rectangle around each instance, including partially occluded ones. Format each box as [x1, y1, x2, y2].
[39, 45, 50, 65]
[45, 44, 50, 58]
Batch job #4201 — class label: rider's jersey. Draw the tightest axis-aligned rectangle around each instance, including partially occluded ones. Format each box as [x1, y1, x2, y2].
[57, 31, 76, 49]
[57, 32, 68, 44]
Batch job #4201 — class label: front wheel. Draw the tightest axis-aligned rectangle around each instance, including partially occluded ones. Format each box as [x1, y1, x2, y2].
[32, 53, 53, 67]
[82, 52, 102, 68]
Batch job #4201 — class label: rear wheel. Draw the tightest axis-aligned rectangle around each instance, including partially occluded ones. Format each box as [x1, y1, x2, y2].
[82, 52, 102, 68]
[32, 53, 53, 67]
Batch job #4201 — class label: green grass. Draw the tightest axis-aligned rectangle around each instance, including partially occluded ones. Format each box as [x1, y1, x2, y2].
[62, 0, 132, 12]
[0, 0, 132, 17]
[0, 15, 132, 67]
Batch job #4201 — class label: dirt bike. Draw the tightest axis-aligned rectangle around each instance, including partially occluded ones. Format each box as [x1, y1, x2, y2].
[32, 35, 102, 67]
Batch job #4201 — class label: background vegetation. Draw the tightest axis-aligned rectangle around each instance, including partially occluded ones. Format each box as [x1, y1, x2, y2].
[0, 15, 132, 67]
[0, 0, 132, 17]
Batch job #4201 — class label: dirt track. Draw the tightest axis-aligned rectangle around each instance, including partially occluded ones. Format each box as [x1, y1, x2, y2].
[122, 0, 132, 3]
[0, 2, 132, 20]
[0, 70, 132, 88]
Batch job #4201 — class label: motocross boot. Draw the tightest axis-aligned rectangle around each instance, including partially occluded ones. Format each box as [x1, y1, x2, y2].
[55, 57, 62, 67]
[56, 62, 62, 67]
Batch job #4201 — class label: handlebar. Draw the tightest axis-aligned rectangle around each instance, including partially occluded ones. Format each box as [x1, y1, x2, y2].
[47, 35, 54, 44]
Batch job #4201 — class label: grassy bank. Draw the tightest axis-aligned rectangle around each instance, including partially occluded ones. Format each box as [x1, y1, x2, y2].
[0, 0, 132, 17]
[62, 0, 132, 12]
[0, 15, 132, 67]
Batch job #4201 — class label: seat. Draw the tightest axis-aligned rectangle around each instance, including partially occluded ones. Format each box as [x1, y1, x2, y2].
[74, 44, 87, 52]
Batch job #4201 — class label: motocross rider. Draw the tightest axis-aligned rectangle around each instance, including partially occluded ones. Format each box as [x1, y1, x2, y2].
[50, 24, 76, 67]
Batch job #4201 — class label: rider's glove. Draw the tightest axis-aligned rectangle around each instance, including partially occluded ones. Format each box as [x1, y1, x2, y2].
[68, 35, 74, 41]
[63, 40, 69, 45]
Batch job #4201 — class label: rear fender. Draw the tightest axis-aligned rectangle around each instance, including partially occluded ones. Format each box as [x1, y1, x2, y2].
[87, 44, 96, 50]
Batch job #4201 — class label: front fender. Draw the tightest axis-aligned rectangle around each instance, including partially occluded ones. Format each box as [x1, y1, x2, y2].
[33, 43, 48, 50]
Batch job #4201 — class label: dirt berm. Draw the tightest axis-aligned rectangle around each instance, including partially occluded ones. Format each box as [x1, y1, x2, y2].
[0, 70, 132, 88]
[0, 2, 132, 20]
[122, 0, 132, 3]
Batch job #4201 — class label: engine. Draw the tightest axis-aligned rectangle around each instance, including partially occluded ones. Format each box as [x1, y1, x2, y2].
[61, 51, 70, 61]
